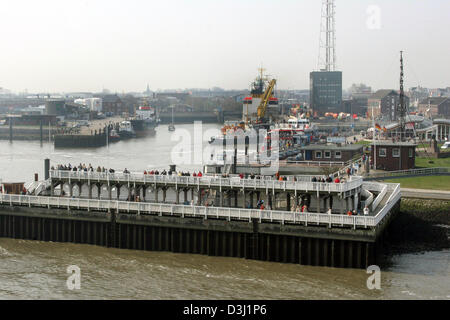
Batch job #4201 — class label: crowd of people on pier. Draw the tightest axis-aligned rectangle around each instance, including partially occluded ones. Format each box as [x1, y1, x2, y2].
[52, 163, 206, 178]
[52, 163, 358, 186]
[49, 163, 371, 216]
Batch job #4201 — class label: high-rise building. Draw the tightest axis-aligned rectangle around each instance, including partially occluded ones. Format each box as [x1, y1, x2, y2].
[310, 71, 342, 114]
[310, 0, 342, 115]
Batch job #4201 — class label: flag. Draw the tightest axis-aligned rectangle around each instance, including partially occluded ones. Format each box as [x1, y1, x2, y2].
[375, 123, 382, 131]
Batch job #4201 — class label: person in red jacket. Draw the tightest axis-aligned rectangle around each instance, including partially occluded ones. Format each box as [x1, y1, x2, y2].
[334, 177, 340, 183]
[197, 171, 202, 177]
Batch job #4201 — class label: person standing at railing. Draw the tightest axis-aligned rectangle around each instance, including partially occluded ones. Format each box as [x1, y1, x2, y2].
[364, 206, 369, 216]
[327, 207, 332, 215]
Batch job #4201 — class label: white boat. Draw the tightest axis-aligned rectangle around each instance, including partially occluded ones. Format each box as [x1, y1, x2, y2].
[118, 121, 136, 139]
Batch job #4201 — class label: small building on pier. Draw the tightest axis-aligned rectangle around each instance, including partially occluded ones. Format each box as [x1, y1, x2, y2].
[300, 144, 364, 163]
[370, 141, 417, 171]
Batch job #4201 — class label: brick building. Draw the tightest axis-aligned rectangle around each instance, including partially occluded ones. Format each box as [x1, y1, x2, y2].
[370, 141, 416, 171]
[368, 90, 410, 121]
[99, 94, 126, 116]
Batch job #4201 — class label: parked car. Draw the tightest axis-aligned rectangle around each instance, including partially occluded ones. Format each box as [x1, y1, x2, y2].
[441, 142, 450, 149]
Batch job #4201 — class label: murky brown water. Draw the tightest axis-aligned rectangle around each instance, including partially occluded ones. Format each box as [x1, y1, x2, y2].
[0, 238, 448, 299]
[0, 124, 449, 299]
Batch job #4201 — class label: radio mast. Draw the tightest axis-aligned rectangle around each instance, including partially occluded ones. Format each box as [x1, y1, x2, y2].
[398, 51, 406, 141]
[318, 0, 336, 71]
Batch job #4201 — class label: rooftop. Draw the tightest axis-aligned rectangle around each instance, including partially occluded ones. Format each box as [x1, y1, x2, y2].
[301, 144, 364, 151]
[370, 89, 397, 100]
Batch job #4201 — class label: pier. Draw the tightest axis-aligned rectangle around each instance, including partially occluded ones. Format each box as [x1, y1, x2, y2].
[48, 170, 366, 214]
[0, 167, 401, 269]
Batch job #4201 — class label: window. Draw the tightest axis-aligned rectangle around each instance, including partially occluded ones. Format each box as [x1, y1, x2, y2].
[392, 148, 400, 158]
[315, 151, 322, 159]
[324, 151, 331, 158]
[335, 151, 342, 159]
[409, 148, 414, 158]
[379, 148, 387, 157]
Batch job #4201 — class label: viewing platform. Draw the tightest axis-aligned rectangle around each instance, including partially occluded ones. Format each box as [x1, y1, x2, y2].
[49, 170, 363, 195]
[0, 164, 401, 269]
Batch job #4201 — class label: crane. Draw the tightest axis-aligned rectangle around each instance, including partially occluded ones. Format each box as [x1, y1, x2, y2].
[257, 79, 276, 120]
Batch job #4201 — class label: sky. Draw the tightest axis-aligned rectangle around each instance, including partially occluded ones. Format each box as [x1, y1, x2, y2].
[0, 0, 449, 93]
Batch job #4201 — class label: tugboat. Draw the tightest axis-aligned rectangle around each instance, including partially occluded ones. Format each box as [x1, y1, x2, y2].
[118, 120, 136, 139]
[108, 128, 120, 143]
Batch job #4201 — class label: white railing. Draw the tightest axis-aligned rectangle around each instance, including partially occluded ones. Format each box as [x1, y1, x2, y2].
[49, 170, 363, 193]
[371, 184, 387, 212]
[367, 167, 450, 179]
[0, 184, 401, 230]
[374, 184, 401, 225]
[361, 188, 374, 209]
[284, 160, 346, 167]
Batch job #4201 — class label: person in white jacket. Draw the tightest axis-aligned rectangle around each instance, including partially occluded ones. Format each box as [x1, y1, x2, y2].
[364, 206, 370, 216]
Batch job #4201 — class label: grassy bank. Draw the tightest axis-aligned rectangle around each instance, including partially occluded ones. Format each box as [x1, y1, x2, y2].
[415, 156, 450, 168]
[387, 175, 450, 191]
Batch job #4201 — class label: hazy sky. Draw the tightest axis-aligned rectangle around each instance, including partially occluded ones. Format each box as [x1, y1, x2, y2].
[1, 0, 449, 93]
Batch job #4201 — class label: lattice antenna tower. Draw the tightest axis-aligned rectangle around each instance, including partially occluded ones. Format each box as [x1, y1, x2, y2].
[317, 0, 337, 71]
[397, 51, 406, 141]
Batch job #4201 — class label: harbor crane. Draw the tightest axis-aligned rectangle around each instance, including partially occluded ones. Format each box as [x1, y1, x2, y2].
[256, 78, 276, 121]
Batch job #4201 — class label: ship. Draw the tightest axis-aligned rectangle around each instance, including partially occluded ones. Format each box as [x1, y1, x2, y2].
[118, 120, 136, 139]
[209, 68, 279, 145]
[129, 104, 158, 137]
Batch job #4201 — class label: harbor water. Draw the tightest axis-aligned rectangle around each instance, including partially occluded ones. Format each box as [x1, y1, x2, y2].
[0, 124, 449, 299]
